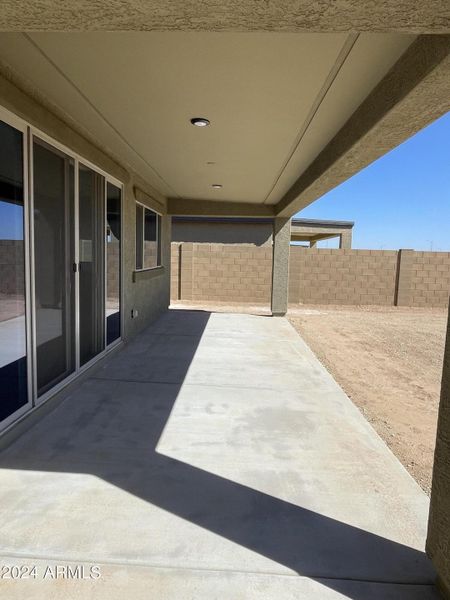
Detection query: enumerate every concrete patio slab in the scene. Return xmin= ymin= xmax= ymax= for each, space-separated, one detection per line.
xmin=0 ymin=309 xmax=438 ymax=599
xmin=0 ymin=557 xmax=441 ymax=600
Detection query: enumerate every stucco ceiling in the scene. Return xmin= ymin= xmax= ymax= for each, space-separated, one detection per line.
xmin=0 ymin=32 xmax=414 ymax=204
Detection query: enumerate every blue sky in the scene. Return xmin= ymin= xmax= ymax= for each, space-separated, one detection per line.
xmin=297 ymin=111 xmax=450 ymax=251
xmin=0 ymin=202 xmax=23 ymax=240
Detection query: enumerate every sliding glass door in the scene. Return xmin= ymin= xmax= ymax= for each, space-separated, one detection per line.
xmin=0 ymin=118 xmax=31 ymax=423
xmin=0 ymin=108 xmax=123 ymax=430
xmin=33 ymin=138 xmax=76 ymax=396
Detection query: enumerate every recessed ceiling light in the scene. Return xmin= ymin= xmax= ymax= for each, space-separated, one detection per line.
xmin=190 ymin=117 xmax=210 ymax=127
xmin=212 ymin=184 xmax=222 ymax=189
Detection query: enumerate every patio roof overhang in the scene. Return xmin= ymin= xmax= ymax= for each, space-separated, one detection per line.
xmin=0 ymin=1 xmax=448 ymax=33
xmin=0 ymin=22 xmax=448 ymax=220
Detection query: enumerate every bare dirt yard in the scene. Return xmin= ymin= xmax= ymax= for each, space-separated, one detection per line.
xmin=289 ymin=305 xmax=448 ymax=495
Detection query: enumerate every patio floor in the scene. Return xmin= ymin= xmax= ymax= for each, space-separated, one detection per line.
xmin=0 ymin=309 xmax=438 ymax=599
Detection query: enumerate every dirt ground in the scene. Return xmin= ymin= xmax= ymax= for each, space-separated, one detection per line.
xmin=289 ymin=305 xmax=448 ymax=495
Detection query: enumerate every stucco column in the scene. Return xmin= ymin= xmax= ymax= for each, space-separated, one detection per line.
xmin=309 ymin=240 xmax=317 ymax=248
xmin=339 ymin=230 xmax=352 ymax=249
xmin=427 ymin=302 xmax=450 ymax=599
xmin=161 ymin=214 xmax=172 ymax=271
xmin=271 ymin=217 xmax=290 ymax=316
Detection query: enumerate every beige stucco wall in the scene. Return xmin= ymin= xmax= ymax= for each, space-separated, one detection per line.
xmin=123 ymin=188 xmax=171 ymax=340
xmin=427 ymin=303 xmax=450 ymax=598
xmin=271 ymin=217 xmax=291 ymax=316
xmin=172 ymin=221 xmax=273 ymax=246
xmin=0 ymin=69 xmax=171 ymax=344
xmin=0 ymin=2 xmax=446 ymax=32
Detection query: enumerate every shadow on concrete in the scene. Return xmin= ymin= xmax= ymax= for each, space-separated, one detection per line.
xmin=0 ymin=309 xmax=436 ymax=598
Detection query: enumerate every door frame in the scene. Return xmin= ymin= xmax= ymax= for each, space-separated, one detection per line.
xmin=0 ymin=107 xmax=34 ymax=429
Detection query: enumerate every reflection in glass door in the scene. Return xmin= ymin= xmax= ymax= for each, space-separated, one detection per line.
xmin=106 ymin=182 xmax=121 ymax=345
xmin=78 ymin=164 xmax=105 ymax=366
xmin=0 ymin=119 xmax=30 ymax=423
xmin=33 ymin=138 xmax=75 ymax=396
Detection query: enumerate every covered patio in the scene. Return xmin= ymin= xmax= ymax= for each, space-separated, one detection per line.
xmin=0 ymin=309 xmax=437 ymax=599
xmin=0 ymin=5 xmax=449 ymax=598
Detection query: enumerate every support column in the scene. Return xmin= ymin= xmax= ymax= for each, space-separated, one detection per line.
xmin=339 ymin=230 xmax=352 ymax=249
xmin=161 ymin=214 xmax=172 ymax=306
xmin=271 ymin=217 xmax=290 ymax=316
xmin=427 ymin=302 xmax=450 ymax=599
xmin=309 ymin=240 xmax=317 ymax=248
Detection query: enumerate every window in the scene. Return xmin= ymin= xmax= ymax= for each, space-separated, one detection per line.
xmin=135 ymin=204 xmax=161 ymax=270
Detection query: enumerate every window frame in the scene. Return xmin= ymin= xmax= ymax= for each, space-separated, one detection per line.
xmin=135 ymin=201 xmax=162 ymax=271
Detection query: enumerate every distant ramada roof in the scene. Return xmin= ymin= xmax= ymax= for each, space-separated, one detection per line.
xmin=173 ymin=216 xmax=354 ymax=228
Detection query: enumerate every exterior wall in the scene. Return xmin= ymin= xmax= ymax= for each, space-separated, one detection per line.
xmin=289 ymin=248 xmax=398 ymax=305
xmin=125 ymin=212 xmax=171 ymax=340
xmin=410 ymin=252 xmax=450 ymax=307
xmin=427 ymin=304 xmax=450 ymax=599
xmin=172 ymin=243 xmax=272 ymax=304
xmin=0 ymin=70 xmax=171 ymax=344
xmin=171 ymin=243 xmax=450 ymax=308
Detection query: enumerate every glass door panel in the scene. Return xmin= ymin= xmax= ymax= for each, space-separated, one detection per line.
xmin=106 ymin=182 xmax=121 ymax=345
xmin=0 ymin=119 xmax=29 ymax=422
xmin=33 ymin=138 xmax=75 ymax=396
xmin=78 ymin=164 xmax=105 ymax=366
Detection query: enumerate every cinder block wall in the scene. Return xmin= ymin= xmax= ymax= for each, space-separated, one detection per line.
xmin=289 ymin=247 xmax=398 ymax=305
xmin=172 ymin=243 xmax=272 ymax=304
xmin=171 ymin=243 xmax=450 ymax=308
xmin=410 ymin=252 xmax=450 ymax=307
